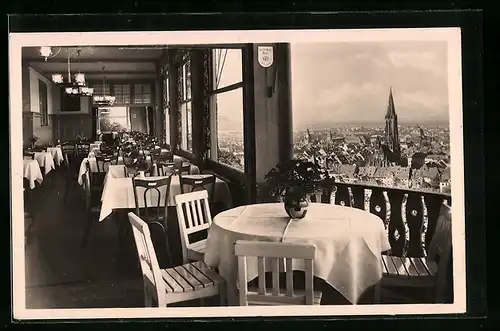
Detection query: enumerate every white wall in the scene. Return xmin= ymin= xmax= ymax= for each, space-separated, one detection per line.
xmin=29 ymin=67 xmax=55 ymax=114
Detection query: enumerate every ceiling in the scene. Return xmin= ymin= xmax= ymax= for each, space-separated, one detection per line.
xmin=23 ymin=46 xmax=167 ymax=80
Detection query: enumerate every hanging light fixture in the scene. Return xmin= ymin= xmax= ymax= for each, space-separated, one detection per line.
xmin=39 ymin=46 xmax=62 ymax=61
xmin=48 ymin=48 xmax=93 ymax=97
xmin=93 ymin=66 xmax=115 ymax=106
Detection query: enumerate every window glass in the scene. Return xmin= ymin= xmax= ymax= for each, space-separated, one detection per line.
xmin=98 ymin=106 xmax=130 ymax=133
xmin=213 ymin=87 xmax=244 ymax=170
xmin=113 ymin=84 xmax=131 ymax=104
xmin=213 ymin=49 xmax=242 ymax=89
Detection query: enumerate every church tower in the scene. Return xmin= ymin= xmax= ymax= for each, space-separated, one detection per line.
xmin=384 ymin=87 xmax=401 ymax=157
xmin=305 ymin=129 xmax=311 ymax=144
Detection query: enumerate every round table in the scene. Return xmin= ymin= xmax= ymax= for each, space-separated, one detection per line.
xmin=204 ymin=203 xmax=391 ymax=305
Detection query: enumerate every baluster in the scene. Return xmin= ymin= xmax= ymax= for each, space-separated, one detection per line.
xmin=403 ymin=192 xmax=426 ymax=257
xmin=349 ymin=185 xmax=364 ymax=210
xmin=329 ymin=186 xmax=337 ymax=205
xmin=387 ymin=191 xmax=405 ymax=256
xmin=364 ymin=189 xmax=372 ymax=211
xmin=335 ymin=184 xmax=351 ymax=207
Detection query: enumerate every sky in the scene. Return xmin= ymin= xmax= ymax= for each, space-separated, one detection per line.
xmin=215 ymin=41 xmax=449 ymax=131
xmin=290 ymin=41 xmax=449 ymax=129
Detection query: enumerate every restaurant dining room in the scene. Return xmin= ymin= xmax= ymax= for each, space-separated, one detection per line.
xmin=19 ymin=42 xmax=455 ymax=310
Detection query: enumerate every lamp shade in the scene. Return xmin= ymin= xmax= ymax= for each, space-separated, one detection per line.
xmin=52 ymin=74 xmax=64 ymax=84
xmin=40 ymin=46 xmax=52 ymax=58
xmin=74 ymin=73 xmax=86 ymax=85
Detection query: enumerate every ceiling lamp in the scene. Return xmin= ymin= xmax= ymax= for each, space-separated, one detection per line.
xmin=39 ymin=46 xmax=62 ymax=61
xmin=74 ymin=73 xmax=86 ymax=86
xmin=48 ymin=48 xmax=93 ymax=97
xmin=93 ymin=66 xmax=115 ymax=106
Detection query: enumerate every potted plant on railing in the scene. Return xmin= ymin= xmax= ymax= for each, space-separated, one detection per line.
xmin=265 ymin=158 xmax=330 ymax=219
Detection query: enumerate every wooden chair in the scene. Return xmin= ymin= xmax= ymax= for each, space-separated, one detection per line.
xmin=177 ymin=163 xmax=191 ymax=175
xmin=75 ymin=142 xmax=90 ymax=159
xmin=128 ymin=212 xmax=226 ymax=307
xmin=375 ymin=203 xmax=452 ymax=303
xmin=234 ymin=240 xmax=322 ymax=306
xmin=179 ymin=174 xmax=216 ymax=203
xmin=156 ymin=161 xmax=176 ymax=177
xmin=174 ymin=190 xmax=213 ymax=264
xmin=81 ymin=161 xmax=102 ymax=248
xmin=132 ymin=175 xmax=174 ymax=265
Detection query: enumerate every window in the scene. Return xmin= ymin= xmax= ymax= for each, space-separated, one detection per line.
xmin=210 ymin=49 xmax=244 ymax=171
xmin=180 ymin=60 xmax=192 ymax=151
xmin=133 ymin=83 xmax=152 ymax=104
xmin=113 ymin=84 xmax=131 ymax=104
xmin=38 ymin=80 xmax=48 ymax=125
xmin=163 ymin=72 xmax=170 ymax=145
xmin=98 ymin=106 xmax=130 ymax=133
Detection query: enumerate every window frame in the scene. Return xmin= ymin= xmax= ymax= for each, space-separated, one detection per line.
xmin=208 ymin=48 xmax=245 ymax=174
xmin=38 ymin=79 xmax=49 ymax=126
xmin=179 ymin=57 xmax=193 ymax=152
xmin=162 ymin=68 xmax=171 ymax=146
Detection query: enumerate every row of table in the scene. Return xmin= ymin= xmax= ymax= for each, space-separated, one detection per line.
xmin=23 ymin=146 xmax=64 ymax=189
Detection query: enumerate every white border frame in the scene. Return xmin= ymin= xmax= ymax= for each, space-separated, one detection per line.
xmin=10 ymin=28 xmax=465 ymax=320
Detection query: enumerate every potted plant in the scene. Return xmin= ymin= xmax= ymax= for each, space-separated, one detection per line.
xmin=29 ymin=135 xmax=39 ymax=149
xmin=265 ymin=158 xmax=331 ymax=219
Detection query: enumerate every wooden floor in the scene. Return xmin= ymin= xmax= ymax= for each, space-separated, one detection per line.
xmin=22 ymin=167 xmax=437 ymax=309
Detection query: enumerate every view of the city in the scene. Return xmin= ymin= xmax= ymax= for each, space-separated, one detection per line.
xmin=216 ymin=41 xmax=451 ymax=193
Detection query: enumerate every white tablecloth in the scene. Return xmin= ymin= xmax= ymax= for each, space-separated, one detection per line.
xmin=98 ymin=173 xmax=232 ymax=222
xmin=77 ymin=155 xmax=199 ymax=185
xmin=46 ymin=147 xmax=64 ymax=166
xmin=23 ymin=160 xmax=43 ymax=189
xmin=33 ymin=152 xmax=55 ymax=175
xmin=204 ymin=203 xmax=391 ymax=305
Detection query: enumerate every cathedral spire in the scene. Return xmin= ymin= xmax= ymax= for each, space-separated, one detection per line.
xmin=384 ymin=86 xmax=401 ymax=161
xmin=386 ymin=86 xmax=397 ymax=119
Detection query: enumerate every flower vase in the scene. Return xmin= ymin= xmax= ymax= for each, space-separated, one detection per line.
xmin=283 ymin=192 xmax=309 ymax=220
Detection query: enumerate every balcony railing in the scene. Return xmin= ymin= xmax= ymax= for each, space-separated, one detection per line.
xmin=308 ymin=181 xmax=452 ymax=258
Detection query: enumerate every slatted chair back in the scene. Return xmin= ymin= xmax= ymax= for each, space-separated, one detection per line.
xmin=175 ymin=190 xmax=213 ymax=263
xmin=179 ymin=174 xmax=216 ymax=202
xmin=234 ymin=240 xmax=317 ymax=306
xmin=128 ymin=212 xmax=167 ymax=306
xmin=427 ymin=203 xmax=452 ymax=292
xmin=132 ymin=176 xmax=173 ymax=224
